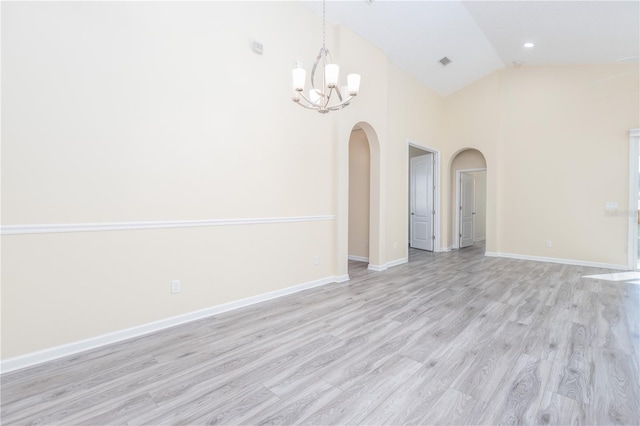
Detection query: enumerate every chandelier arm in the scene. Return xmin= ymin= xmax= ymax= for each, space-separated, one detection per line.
xmin=296 ymin=91 xmax=321 ymax=109
xmin=334 ymin=85 xmax=344 ymax=103
xmin=326 ymin=101 xmax=351 ymax=111
xmin=323 ymin=87 xmax=333 ymax=109
xmin=320 ymin=47 xmax=328 ymax=92
xmin=295 ymin=100 xmax=322 ymax=111
xmin=310 ymin=48 xmax=324 ymax=91
xmin=298 ymin=103 xmax=322 ymax=111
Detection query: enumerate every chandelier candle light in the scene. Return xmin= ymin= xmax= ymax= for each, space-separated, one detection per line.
xmin=291 ymin=0 xmax=361 ymax=113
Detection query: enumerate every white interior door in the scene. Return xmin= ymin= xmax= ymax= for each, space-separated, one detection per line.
xmin=460 ymin=172 xmax=475 ymax=248
xmin=410 ymin=154 xmax=434 ymax=251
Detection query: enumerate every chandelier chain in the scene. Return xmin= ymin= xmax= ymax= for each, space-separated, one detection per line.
xmin=322 ymin=0 xmax=326 ymax=49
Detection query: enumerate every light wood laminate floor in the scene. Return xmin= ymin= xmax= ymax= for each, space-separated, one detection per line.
xmin=2 ymin=245 xmax=640 ymax=425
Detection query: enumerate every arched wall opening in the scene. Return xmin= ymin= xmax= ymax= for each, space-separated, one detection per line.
xmin=338 ymin=121 xmax=383 ymax=278
xmin=348 ymin=129 xmax=371 ymax=265
xmin=449 ymin=148 xmax=487 ymax=250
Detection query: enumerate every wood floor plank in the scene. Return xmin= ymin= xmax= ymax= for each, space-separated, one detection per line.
xmin=590 ymin=348 xmax=640 ymax=425
xmin=449 ymin=300 xmax=515 ymax=353
xmin=180 ymin=384 xmax=279 ymax=426
xmin=475 ymin=353 xmax=553 ymax=425
xmin=534 ymin=390 xmax=580 ymax=425
xmin=239 ymin=377 xmax=341 ymax=426
xmin=556 ymin=322 xmax=594 ymax=405
xmin=522 ymin=304 xmax=572 ymax=362
xmin=148 ymin=334 xmax=339 ymax=408
xmin=295 ymin=355 xmax=423 ymax=426
xmin=1 ymin=355 xmax=160 ymax=422
xmin=262 ymin=321 xmax=403 ymax=397
xmin=450 ymin=321 xmax=528 ymax=402
xmin=377 ymin=346 xmax=477 ymax=425
xmin=320 ymin=316 xmax=431 ymax=390
xmin=596 ymin=292 xmax=634 ymax=355
xmin=417 ymin=388 xmax=485 ymax=426
xmin=129 ymin=379 xmax=278 ymax=426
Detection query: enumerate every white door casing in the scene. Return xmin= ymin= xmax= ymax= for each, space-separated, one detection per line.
xmin=410 ymin=154 xmax=434 ymax=251
xmin=629 ymin=129 xmax=640 ymax=269
xmin=460 ymin=172 xmax=475 ymax=248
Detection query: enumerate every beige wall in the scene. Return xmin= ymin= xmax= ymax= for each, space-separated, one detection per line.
xmin=446 ymin=64 xmax=639 ymax=265
xmin=385 ymin=62 xmax=446 ymax=258
xmin=1 ymin=1 xmax=342 ymax=359
xmin=2 ymin=222 xmax=334 ymax=356
xmin=348 ymin=130 xmax=370 ymax=259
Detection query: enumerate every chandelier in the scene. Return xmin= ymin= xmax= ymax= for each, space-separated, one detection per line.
xmin=291 ymin=0 xmax=361 ymax=114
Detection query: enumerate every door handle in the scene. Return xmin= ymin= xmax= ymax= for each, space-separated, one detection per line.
xmin=411 ymin=212 xmax=415 ymax=215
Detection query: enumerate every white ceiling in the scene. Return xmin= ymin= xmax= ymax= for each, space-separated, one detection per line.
xmin=301 ymin=1 xmax=640 ymax=96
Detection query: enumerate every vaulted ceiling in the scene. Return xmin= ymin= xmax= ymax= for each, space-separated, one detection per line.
xmin=301 ymin=1 xmax=640 ymax=96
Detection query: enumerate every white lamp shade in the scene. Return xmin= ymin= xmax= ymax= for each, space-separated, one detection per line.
xmin=292 ymin=68 xmax=306 ymax=91
xmin=340 ymin=86 xmax=350 ymax=101
xmin=325 ymin=64 xmax=339 ymax=88
xmin=347 ymin=74 xmax=360 ymax=95
xmin=309 ymin=89 xmax=321 ymax=105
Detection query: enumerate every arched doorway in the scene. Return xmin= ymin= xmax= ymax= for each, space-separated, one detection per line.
xmin=348 ymin=128 xmax=370 ymax=273
xmin=337 ymin=121 xmax=383 ymax=278
xmin=450 ymin=148 xmax=487 ymax=250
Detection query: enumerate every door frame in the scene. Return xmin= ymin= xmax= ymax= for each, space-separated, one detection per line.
xmin=454 ymin=168 xmax=486 ymax=250
xmin=628 ymin=128 xmax=640 ymax=270
xmin=407 ymin=140 xmax=441 ymax=252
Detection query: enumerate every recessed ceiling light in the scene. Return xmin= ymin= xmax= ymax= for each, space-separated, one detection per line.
xmin=523 ymin=42 xmax=535 ymax=48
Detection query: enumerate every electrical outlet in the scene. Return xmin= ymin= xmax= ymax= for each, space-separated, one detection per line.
xmin=314 ymin=256 xmax=320 ymax=265
xmin=171 ymin=280 xmax=181 ymax=294
xmin=546 ymin=241 xmax=552 ymax=248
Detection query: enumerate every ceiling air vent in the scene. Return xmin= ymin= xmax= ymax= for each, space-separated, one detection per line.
xmin=439 ymin=56 xmax=452 ymax=66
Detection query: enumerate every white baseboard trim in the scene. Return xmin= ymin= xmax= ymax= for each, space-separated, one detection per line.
xmin=0 ymin=274 xmax=343 ymax=374
xmin=348 ymin=255 xmax=369 ymax=262
xmin=367 ymin=257 xmax=408 ymax=272
xmin=334 ymin=274 xmax=350 ymax=283
xmin=386 ymin=257 xmax=408 ymax=268
xmin=439 ymin=246 xmax=453 ymax=252
xmin=367 ymin=264 xmax=387 ymax=272
xmin=485 ymin=252 xmax=629 ymax=271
